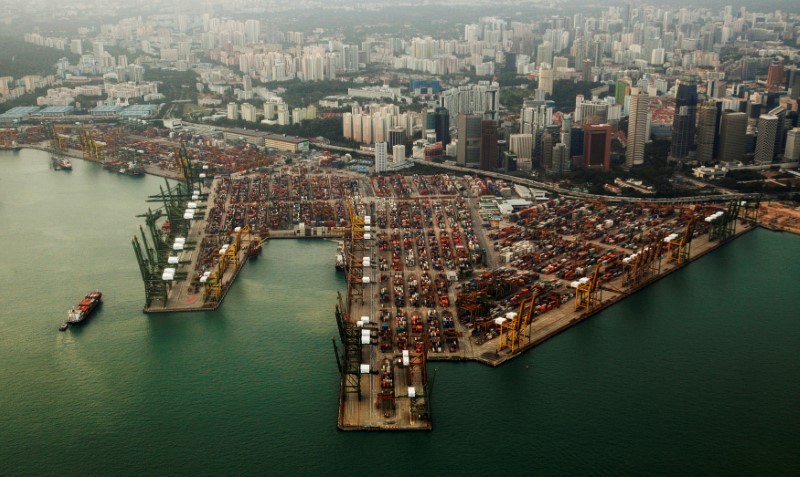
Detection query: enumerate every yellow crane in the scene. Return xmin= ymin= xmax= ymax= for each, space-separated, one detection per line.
xmin=667 ymin=217 xmax=697 ymax=264
xmin=499 ymin=293 xmax=537 ymax=353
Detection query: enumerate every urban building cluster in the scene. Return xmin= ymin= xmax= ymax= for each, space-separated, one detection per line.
xmin=6 ymin=2 xmax=800 ymax=179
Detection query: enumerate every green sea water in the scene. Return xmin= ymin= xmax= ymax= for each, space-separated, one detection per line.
xmin=1 ymin=149 xmax=799 ymax=475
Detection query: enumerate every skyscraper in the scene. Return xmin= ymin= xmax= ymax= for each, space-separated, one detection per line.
xmin=456 ymin=113 xmax=482 ymax=168
xmin=538 ymin=65 xmax=554 ymax=96
xmin=584 ymin=124 xmax=612 ymax=171
xmin=767 ymin=63 xmax=784 ymax=90
xmin=479 ymin=120 xmax=499 ymax=171
xmin=670 ymin=80 xmax=698 ymax=160
xmin=433 ymin=106 xmax=450 ymax=145
xmin=374 ymin=142 xmax=388 ymax=173
xmin=695 ymin=101 xmax=719 ymax=164
xmin=582 ymin=59 xmax=593 ymax=82
xmin=784 ymin=128 xmax=800 ymax=162
xmin=719 ymin=112 xmax=747 ymax=163
xmin=754 ymin=114 xmax=779 ymax=164
xmin=626 ymin=87 xmax=649 ymax=167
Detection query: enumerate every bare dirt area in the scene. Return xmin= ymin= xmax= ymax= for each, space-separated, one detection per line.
xmin=759 ymin=202 xmax=800 ymax=235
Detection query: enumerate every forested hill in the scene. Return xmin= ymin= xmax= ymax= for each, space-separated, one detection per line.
xmin=0 ymin=37 xmax=77 ymax=78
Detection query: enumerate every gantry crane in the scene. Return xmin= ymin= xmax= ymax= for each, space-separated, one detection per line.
xmin=708 ymin=201 xmax=741 ymax=242
xmin=667 ymin=217 xmax=697 ymax=264
xmin=79 ymin=128 xmax=106 ymax=161
xmin=574 ymin=261 xmax=624 ymax=314
xmin=499 ymin=293 xmax=536 ymax=353
xmin=345 ymin=198 xmax=366 ymax=305
xmin=622 ymin=232 xmax=665 ymax=288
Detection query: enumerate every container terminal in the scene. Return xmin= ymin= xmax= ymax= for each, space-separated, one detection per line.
xmin=123 ymin=148 xmax=760 ymax=430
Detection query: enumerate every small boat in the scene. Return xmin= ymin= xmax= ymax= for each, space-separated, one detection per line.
xmin=59 ymin=322 xmax=69 ymax=332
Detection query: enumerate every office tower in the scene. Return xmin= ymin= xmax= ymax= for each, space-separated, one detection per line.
xmin=626 ymin=88 xmax=649 ymax=168
xmin=754 ymin=114 xmax=779 ymax=163
xmin=583 ymin=124 xmax=612 ymax=171
xmin=719 ymin=112 xmax=747 ymax=163
xmin=541 ymin=134 xmax=554 ymax=172
xmin=537 ymin=41 xmax=553 ymax=67
xmin=243 ymin=75 xmax=252 ymax=92
xmin=433 ymin=106 xmax=450 ymax=145
xmin=670 ymin=81 xmax=698 ymax=160
xmin=561 ymin=114 xmax=573 ymax=157
xmin=769 ymin=106 xmax=787 ymax=159
xmin=374 ymin=142 xmax=388 ymax=173
xmin=456 ymin=113 xmax=482 ymax=167
xmin=615 ymin=79 xmax=630 ymax=106
xmin=553 ymin=142 xmax=570 ymax=176
xmin=538 ymin=65 xmax=554 ymax=96
xmin=695 ymin=102 xmax=719 ymax=164
xmin=580 ymin=100 xmax=609 ymax=126
xmin=509 ymin=133 xmax=533 ymax=170
xmin=582 ymin=59 xmax=593 ymax=82
xmin=784 ymin=128 xmax=800 ymax=162
xmin=388 ymin=127 xmax=406 ymax=149
xmin=479 ymin=120 xmax=499 ymax=171
xmin=767 ymin=63 xmax=784 ymax=90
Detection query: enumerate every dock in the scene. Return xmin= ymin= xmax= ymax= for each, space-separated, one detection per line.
xmin=122 ymin=164 xmax=762 ymax=431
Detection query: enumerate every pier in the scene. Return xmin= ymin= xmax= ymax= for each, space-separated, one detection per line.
xmin=124 ymin=162 xmax=762 ymax=430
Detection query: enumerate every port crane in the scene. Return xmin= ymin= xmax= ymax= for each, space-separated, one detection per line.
xmin=622 ymin=232 xmax=665 ymax=288
xmin=499 ymin=293 xmax=537 ymax=353
xmin=574 ymin=261 xmax=624 ymax=314
xmin=666 ymin=217 xmax=697 ymax=264
xmin=79 ymin=128 xmax=106 ymax=161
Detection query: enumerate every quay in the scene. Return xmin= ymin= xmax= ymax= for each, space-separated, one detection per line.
xmin=119 ymin=159 xmax=763 ymax=430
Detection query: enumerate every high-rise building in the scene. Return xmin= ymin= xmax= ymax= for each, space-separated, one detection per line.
xmin=456 ymin=113 xmax=482 ymax=167
xmin=584 ymin=124 xmax=612 ymax=171
xmin=553 ymin=142 xmax=570 ymax=176
xmin=227 ymin=102 xmax=239 ymax=121
xmin=767 ymin=63 xmax=785 ymax=90
xmin=719 ymin=112 xmax=747 ymax=163
xmin=537 ymin=41 xmax=553 ymax=66
xmin=582 ymin=59 xmax=593 ymax=82
xmin=241 ymin=103 xmax=258 ymax=122
xmin=626 ymin=87 xmax=649 ymax=167
xmin=374 ymin=142 xmax=388 ymax=173
xmin=388 ymin=127 xmax=406 ymax=149
xmin=695 ymin=101 xmax=719 ymax=164
xmin=615 ymin=79 xmax=630 ymax=106
xmin=392 ymin=144 xmax=406 ymax=163
xmin=580 ymin=100 xmax=609 ymax=126
xmin=509 ymin=133 xmax=533 ymax=170
xmin=479 ymin=120 xmax=499 ymax=171
xmin=784 ymin=128 xmax=800 ymax=162
xmin=439 ymin=81 xmax=499 ymax=123
xmin=541 ymin=134 xmax=554 ymax=172
xmin=433 ymin=106 xmax=450 ymax=145
xmin=754 ymin=114 xmax=780 ymax=164
xmin=538 ymin=65 xmax=554 ymax=96
xmin=669 ymin=80 xmax=698 ymax=160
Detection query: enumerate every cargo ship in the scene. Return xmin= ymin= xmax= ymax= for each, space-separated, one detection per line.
xmin=247 ymin=234 xmax=269 ymax=258
xmin=335 ymin=241 xmax=346 ymax=271
xmin=51 ymin=155 xmax=72 ymax=171
xmin=65 ymin=291 xmax=102 ymax=326
xmin=103 ymin=160 xmax=144 ymax=177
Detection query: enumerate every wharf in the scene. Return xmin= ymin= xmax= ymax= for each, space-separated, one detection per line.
xmin=470 ymin=221 xmax=757 ymax=367
xmin=143 ymin=176 xmax=254 ymax=313
xmin=336 ymin=190 xmax=760 ymax=430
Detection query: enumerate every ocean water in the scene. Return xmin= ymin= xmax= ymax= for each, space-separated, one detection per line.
xmin=1 ymin=149 xmax=798 ymax=475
